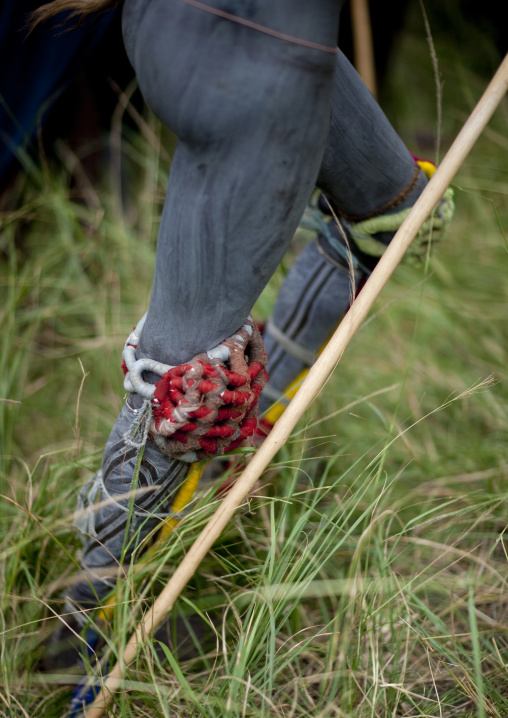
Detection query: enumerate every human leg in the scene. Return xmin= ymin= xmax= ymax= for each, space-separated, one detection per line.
xmin=260 ymin=51 xmax=430 ymax=417
xmin=127 ymin=0 xmax=341 ymax=364
xmin=67 ymin=0 xmax=341 ymax=613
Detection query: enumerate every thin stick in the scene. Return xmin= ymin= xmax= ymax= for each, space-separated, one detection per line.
xmin=350 ymin=0 xmax=377 ymax=97
xmin=86 ymin=54 xmax=508 ymax=717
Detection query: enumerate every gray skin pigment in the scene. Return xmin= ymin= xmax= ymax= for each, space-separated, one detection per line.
xmin=123 ymin=0 xmax=340 ymax=364
xmin=69 ymin=0 xmax=428 ymax=610
xmin=122 ymin=0 xmax=425 ymax=366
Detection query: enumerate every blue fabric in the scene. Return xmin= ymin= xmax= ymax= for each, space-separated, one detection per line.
xmin=0 ymin=0 xmax=119 ymax=185
xmin=68 ymin=628 xmax=104 ymax=717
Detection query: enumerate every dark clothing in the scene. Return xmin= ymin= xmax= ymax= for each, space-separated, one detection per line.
xmin=0 ymin=1 xmax=120 ymax=186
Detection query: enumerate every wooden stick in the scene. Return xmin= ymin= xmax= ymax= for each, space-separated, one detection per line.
xmin=86 ymin=54 xmax=508 ymax=717
xmin=350 ymin=0 xmax=377 ymax=97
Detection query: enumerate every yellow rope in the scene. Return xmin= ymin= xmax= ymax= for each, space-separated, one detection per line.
xmin=264 ymin=368 xmax=310 ymax=426
xmin=417 ymin=159 xmax=437 ymax=180
xmin=144 ymin=462 xmax=204 ymax=556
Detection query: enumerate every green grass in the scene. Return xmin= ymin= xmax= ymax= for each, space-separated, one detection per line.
xmin=1 ymin=8 xmax=508 ymax=717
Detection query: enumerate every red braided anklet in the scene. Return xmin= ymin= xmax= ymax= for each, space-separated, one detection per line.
xmin=122 ymin=317 xmax=268 ymax=462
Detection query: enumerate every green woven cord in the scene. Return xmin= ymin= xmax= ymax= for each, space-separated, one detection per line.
xmin=346 ymin=187 xmax=454 ymax=264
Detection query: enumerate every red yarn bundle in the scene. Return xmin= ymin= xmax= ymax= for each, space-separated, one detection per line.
xmin=125 ymin=319 xmax=268 ymax=462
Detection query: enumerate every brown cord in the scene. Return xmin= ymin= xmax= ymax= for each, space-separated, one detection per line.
xmin=180 ymin=0 xmax=338 ymax=54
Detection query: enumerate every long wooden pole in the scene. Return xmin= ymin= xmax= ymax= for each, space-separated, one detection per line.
xmin=86 ymin=54 xmax=508 ymax=717
xmin=350 ymin=0 xmax=377 ymax=97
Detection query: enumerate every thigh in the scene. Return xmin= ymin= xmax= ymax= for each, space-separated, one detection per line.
xmin=123 ymin=0 xmax=339 ymax=141
xmin=124 ymin=0 xmax=343 ymax=365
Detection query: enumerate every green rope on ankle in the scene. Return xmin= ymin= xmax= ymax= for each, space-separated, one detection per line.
xmin=346 ymin=187 xmax=455 ymax=264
